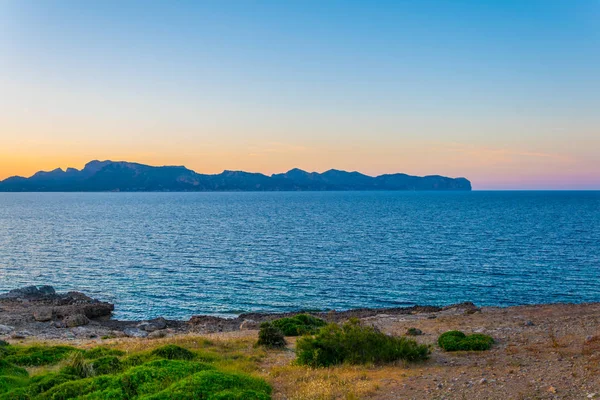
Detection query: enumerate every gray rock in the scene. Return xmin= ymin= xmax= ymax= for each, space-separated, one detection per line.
xmin=12 ymin=330 xmax=32 ymax=339
xmin=148 ymin=330 xmax=168 ymax=339
xmin=33 ymin=308 xmax=53 ymax=322
xmin=239 ymin=319 xmax=258 ymax=330
xmin=139 ymin=317 xmax=168 ymax=332
xmin=0 ymin=285 xmax=56 ymax=300
xmin=123 ymin=327 xmax=148 ymax=338
xmin=0 ymin=324 xmax=15 ymax=335
xmin=64 ymin=314 xmax=90 ymax=328
xmin=53 ymin=320 xmax=66 ymax=328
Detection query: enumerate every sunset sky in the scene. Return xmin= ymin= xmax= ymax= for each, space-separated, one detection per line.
xmin=0 ymin=1 xmax=598 ymax=189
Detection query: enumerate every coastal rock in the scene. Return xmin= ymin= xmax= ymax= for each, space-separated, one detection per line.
xmin=0 ymin=324 xmax=14 ymax=335
xmin=33 ymin=308 xmax=53 ymax=322
xmin=123 ymin=327 xmax=148 ymax=338
xmin=239 ymin=319 xmax=258 ymax=330
xmin=138 ymin=317 xmax=168 ymax=332
xmin=0 ymin=285 xmax=56 ymax=300
xmin=64 ymin=314 xmax=90 ymax=328
xmin=11 ymin=330 xmax=32 ymax=339
xmin=148 ymin=330 xmax=168 ymax=339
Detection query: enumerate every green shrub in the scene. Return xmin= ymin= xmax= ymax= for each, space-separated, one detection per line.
xmin=83 ymin=347 xmax=126 ymax=360
xmin=296 ymin=319 xmax=430 ymax=367
xmin=256 ymin=323 xmax=286 ymax=348
xmin=437 ymin=330 xmax=494 ymax=351
xmin=4 ymin=346 xmax=78 ymax=367
xmin=0 ymin=388 xmax=29 ymax=400
xmin=405 ymin=327 xmax=423 ymax=336
xmin=92 ymin=356 xmax=123 ymax=375
xmin=0 ymin=341 xmax=8 ymax=347
xmin=120 ymin=359 xmax=215 ymax=397
xmin=141 ymin=370 xmax=271 ymax=400
xmin=151 ymin=345 xmax=195 ymax=360
xmin=39 ymin=374 xmax=123 ymax=399
xmin=0 ymin=360 xmax=28 ymax=378
xmin=27 ymin=373 xmax=79 ymax=396
xmin=0 ymin=376 xmax=29 ymax=395
xmin=270 ymin=314 xmax=327 ymax=336
xmin=0 ymin=342 xmax=271 ymax=399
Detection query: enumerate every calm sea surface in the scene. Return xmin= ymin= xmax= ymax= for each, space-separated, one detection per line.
xmin=0 ymin=191 xmax=598 ymax=320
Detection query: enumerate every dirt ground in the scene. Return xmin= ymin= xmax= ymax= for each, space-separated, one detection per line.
xmin=262 ymin=303 xmax=600 ymax=399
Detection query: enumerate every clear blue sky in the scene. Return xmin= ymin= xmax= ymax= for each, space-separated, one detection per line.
xmin=1 ymin=1 xmax=598 ymax=189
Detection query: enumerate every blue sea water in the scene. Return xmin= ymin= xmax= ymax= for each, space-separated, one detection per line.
xmin=0 ymin=191 xmax=598 ymax=320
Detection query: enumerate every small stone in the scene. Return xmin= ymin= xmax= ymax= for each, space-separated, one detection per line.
xmin=525 ymin=320 xmax=535 ymax=326
xmin=64 ymin=314 xmax=90 ymax=328
xmin=587 ymin=393 xmax=597 ymax=398
xmin=479 ymin=378 xmax=487 ymax=385
xmin=123 ymin=327 xmax=148 ymax=338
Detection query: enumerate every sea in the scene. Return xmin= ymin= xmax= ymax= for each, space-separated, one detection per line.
xmin=0 ymin=191 xmax=598 ymax=320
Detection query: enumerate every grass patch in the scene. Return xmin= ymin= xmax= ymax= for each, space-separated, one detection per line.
xmin=296 ymin=319 xmax=430 ymax=367
xmin=0 ymin=339 xmax=271 ymax=399
xmin=438 ymin=330 xmax=494 ymax=351
xmin=270 ymin=314 xmax=327 ymax=336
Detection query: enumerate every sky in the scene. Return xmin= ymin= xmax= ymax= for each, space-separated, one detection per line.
xmin=0 ymin=1 xmax=598 ymax=189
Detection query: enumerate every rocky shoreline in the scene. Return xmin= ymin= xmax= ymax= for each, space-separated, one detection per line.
xmin=0 ymin=285 xmax=480 ymax=342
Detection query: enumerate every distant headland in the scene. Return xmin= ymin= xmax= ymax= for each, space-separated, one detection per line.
xmin=0 ymin=160 xmax=472 ymax=192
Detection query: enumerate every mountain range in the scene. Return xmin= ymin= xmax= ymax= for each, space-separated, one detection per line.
xmin=0 ymin=160 xmax=472 ymax=192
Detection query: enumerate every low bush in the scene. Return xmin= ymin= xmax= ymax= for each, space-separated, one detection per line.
xmin=437 ymin=330 xmax=494 ymax=351
xmin=256 ymin=323 xmax=286 ymax=348
xmin=27 ymin=373 xmax=79 ymax=396
xmin=83 ymin=347 xmax=126 ymax=360
xmin=296 ymin=319 xmax=430 ymax=367
xmin=0 ymin=342 xmax=272 ymax=399
xmin=92 ymin=356 xmax=123 ymax=375
xmin=0 ymin=376 xmax=29 ymax=395
xmin=405 ymin=327 xmax=423 ymax=336
xmin=142 ymin=370 xmax=271 ymax=400
xmin=4 ymin=345 xmax=77 ymax=367
xmin=0 ymin=360 xmax=28 ymax=378
xmin=151 ymin=345 xmax=195 ymax=361
xmin=270 ymin=314 xmax=327 ymax=336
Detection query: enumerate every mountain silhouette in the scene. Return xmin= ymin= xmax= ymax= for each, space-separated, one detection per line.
xmin=0 ymin=161 xmax=472 ymax=192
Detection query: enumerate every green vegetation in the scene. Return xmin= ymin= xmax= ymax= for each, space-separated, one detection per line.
xmin=405 ymin=327 xmax=423 ymax=336
xmin=256 ymin=323 xmax=286 ymax=348
xmin=270 ymin=314 xmax=327 ymax=336
xmin=295 ymin=319 xmax=430 ymax=367
xmin=437 ymin=330 xmax=494 ymax=351
xmin=0 ymin=342 xmax=271 ymax=399
xmin=2 ymin=345 xmax=77 ymax=367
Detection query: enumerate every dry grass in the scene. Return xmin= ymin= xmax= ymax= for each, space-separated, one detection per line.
xmin=268 ymin=364 xmax=384 ymax=400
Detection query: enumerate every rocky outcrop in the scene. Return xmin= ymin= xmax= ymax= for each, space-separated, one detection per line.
xmin=0 ymin=286 xmax=113 ymax=333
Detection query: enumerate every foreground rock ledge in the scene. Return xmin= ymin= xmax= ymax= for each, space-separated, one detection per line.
xmin=0 ymin=285 xmax=479 ymax=341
